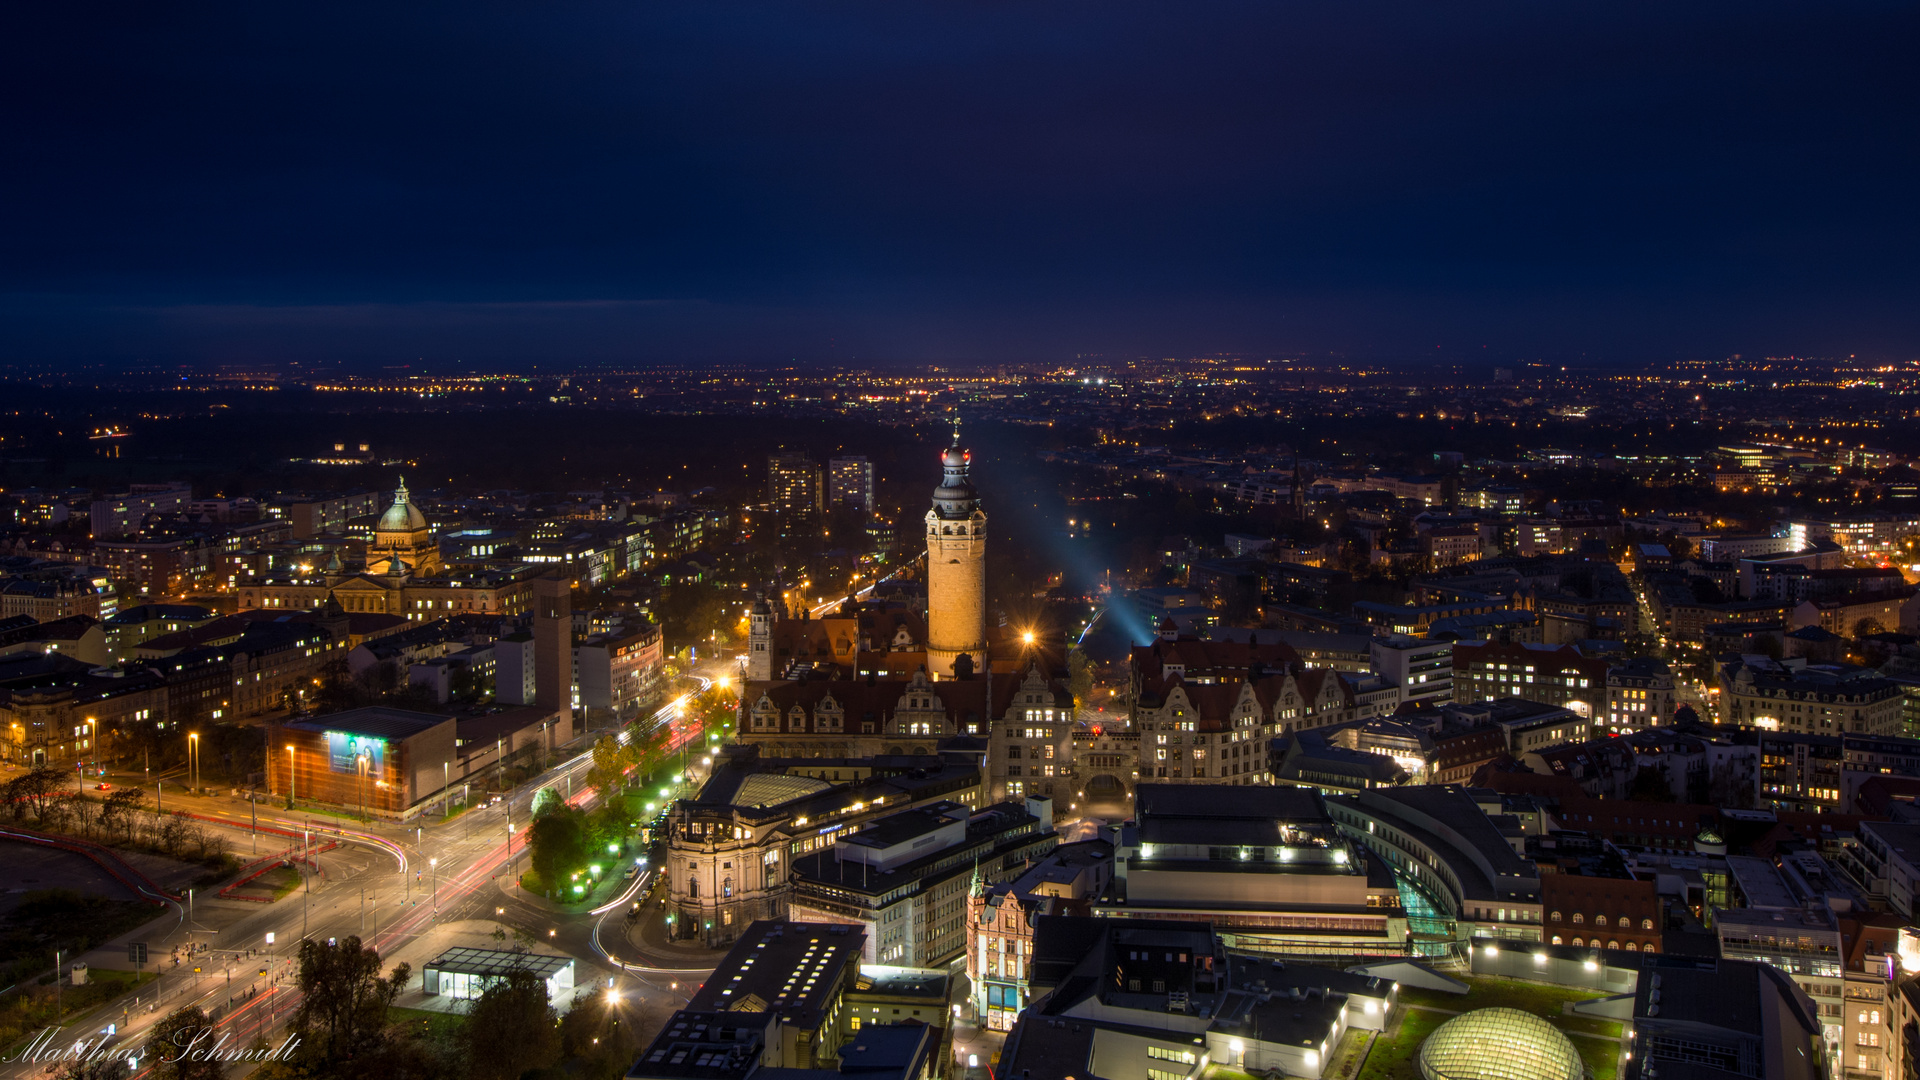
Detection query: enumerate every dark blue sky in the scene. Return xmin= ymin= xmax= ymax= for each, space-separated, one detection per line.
xmin=3 ymin=2 xmax=1915 ymax=368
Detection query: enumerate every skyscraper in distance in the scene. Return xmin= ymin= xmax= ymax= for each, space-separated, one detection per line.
xmin=767 ymin=453 xmax=823 ymax=522
xmin=828 ymin=456 xmax=874 ymax=516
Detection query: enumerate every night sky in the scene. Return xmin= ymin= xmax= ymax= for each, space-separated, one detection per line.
xmin=3 ymin=2 xmax=1915 ymax=367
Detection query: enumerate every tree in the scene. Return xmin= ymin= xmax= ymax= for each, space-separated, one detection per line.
xmin=287 ymin=936 xmax=410 ymax=1069
xmin=558 ymin=987 xmax=641 ymax=1080
xmin=527 ymin=804 xmax=591 ymax=895
xmin=1067 ymin=647 xmax=1093 ymax=710
xmin=6 ymin=766 xmax=69 ymax=823
xmin=529 ymin=785 xmax=564 ymax=821
xmin=100 ymin=787 xmax=146 ymax=841
xmin=463 ymin=967 xmax=561 ymax=1080
xmin=142 ymin=1006 xmax=226 ymax=1080
xmin=1855 ymin=617 xmax=1887 ymax=639
xmin=591 ymin=794 xmax=635 ymax=838
xmin=585 ymin=736 xmax=626 ymax=795
xmin=56 ymin=1058 xmax=130 ymax=1080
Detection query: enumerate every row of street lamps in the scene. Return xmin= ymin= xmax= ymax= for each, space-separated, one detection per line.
xmin=72 ymin=720 xmax=201 ymax=791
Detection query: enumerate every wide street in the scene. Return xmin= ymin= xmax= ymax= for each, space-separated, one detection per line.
xmin=1 ymin=670 xmax=733 ymax=1079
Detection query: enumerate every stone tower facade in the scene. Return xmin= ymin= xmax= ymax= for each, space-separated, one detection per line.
xmin=746 ymin=594 xmax=774 ymax=682
xmin=925 ymin=438 xmax=987 ymax=678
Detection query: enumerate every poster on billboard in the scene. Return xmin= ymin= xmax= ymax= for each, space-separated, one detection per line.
xmin=327 ymin=731 xmax=386 ymax=774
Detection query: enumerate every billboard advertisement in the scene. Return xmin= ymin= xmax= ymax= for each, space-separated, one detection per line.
xmin=326 ymin=731 xmax=386 ymax=775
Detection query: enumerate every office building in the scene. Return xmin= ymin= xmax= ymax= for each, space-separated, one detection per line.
xmin=1451 ymin=640 xmax=1608 ymax=720
xmin=627 ymin=920 xmax=938 ymax=1080
xmin=89 ymin=483 xmax=192 ymax=539
xmin=1369 ymin=634 xmax=1454 ymax=705
xmin=1096 ymin=784 xmax=1410 ymax=957
xmin=768 ymin=453 xmax=824 ymax=521
xmin=1002 ymin=917 xmax=1395 ymax=1080
xmin=1719 ymin=657 xmax=1904 ymax=737
xmin=532 ymin=572 xmax=574 ymax=727
xmin=828 ymin=456 xmax=873 ymax=515
xmin=1327 ymin=785 xmax=1544 ymax=943
xmin=788 ymin=796 xmax=1057 ymax=967
xmin=665 ymin=743 xmax=984 ymax=947
xmin=1603 ymin=657 xmax=1677 ymax=733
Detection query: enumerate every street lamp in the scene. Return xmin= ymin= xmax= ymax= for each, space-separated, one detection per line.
xmin=285 ymin=745 xmax=297 ymax=807
xmin=188 ymin=732 xmax=200 ymax=793
xmin=430 ymin=856 xmax=438 ymax=912
xmin=84 ymin=717 xmax=98 ymax=775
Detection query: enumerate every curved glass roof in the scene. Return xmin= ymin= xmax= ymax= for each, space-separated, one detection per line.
xmin=733 ymin=773 xmax=831 ymax=808
xmin=1418 ymin=1007 xmax=1582 ymax=1080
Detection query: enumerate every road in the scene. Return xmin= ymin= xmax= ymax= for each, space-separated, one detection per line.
xmin=4 ymin=673 xmax=730 ymax=1078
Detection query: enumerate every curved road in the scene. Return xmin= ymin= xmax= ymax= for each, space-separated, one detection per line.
xmin=5 ymin=676 xmax=728 ymax=1078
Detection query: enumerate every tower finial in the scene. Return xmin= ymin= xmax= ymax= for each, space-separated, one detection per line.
xmin=951 ymin=415 xmax=962 ymax=448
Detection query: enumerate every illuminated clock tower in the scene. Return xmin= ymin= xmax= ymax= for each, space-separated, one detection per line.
xmin=925 ymin=429 xmax=987 ymax=678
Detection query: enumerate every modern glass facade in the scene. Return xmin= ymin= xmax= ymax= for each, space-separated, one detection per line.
xmin=422 ymin=947 xmax=575 ymax=1002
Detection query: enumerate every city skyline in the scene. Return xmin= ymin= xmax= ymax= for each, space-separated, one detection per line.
xmin=5 ymin=7 xmax=1920 ymax=1080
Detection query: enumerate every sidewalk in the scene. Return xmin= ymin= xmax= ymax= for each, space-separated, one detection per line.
xmin=623 ymin=896 xmax=732 ymax=966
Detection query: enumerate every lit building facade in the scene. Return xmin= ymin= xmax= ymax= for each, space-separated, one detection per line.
xmin=268 ymin=706 xmax=458 ymax=820
xmin=925 ymin=439 xmax=987 ymax=679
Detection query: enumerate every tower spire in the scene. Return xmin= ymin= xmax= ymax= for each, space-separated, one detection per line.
xmin=951 ymin=415 xmax=962 ymax=448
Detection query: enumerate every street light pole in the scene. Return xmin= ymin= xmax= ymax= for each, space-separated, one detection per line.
xmin=430 ymin=856 xmax=438 ymax=913
xmin=286 ymin=744 xmax=297 ymax=808
xmin=188 ymin=732 xmax=199 ymax=794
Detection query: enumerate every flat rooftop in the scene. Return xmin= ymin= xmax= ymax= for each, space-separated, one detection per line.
xmin=687 ymin=920 xmax=865 ymax=1027
xmin=285 ymin=706 xmax=450 ymax=740
xmin=425 ymin=947 xmax=571 ymax=980
xmin=1136 ymin=782 xmax=1326 ymax=823
xmin=839 ymin=802 xmax=965 ymax=850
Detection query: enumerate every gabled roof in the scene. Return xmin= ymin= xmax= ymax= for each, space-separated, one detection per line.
xmin=1130 ymin=635 xmax=1300 ymax=679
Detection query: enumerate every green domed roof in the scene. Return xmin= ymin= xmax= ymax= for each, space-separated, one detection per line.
xmin=1418 ymin=1008 xmax=1581 ymax=1080
xmin=377 ymin=478 xmax=428 ymax=532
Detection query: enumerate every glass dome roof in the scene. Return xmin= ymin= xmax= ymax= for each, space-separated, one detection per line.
xmin=1418 ymin=1008 xmax=1582 ymax=1080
